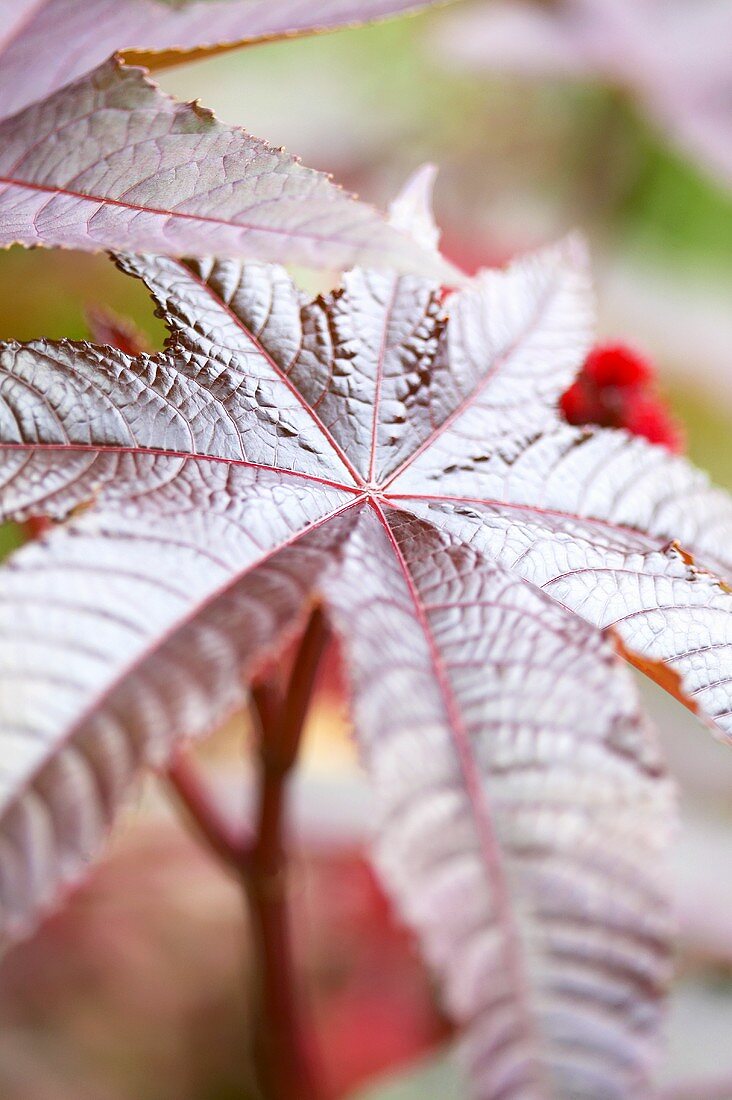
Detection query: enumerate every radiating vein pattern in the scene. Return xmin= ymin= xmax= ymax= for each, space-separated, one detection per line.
xmin=0 ymin=257 xmax=365 ymax=521
xmin=2 ymin=181 xmax=732 ymax=1098
xmin=324 ymin=508 xmax=672 ymax=1098
xmin=0 ymin=462 xmax=355 ymax=943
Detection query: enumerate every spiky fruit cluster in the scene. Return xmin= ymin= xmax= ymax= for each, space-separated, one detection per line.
xmin=561 ymin=343 xmax=683 ymax=452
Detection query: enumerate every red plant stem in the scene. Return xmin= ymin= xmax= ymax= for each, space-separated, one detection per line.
xmin=247 ymin=607 xmax=329 ymax=1100
xmin=167 ymin=748 xmax=250 ymax=865
xmin=22 ymin=517 xmax=52 ymax=540
xmin=166 ymin=606 xmax=328 ymax=1100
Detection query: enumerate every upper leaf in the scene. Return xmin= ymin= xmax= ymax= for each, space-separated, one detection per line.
xmin=436 ymin=0 xmax=732 ymax=190
xmin=1 ymin=172 xmax=731 ymax=1094
xmin=0 ymin=0 xmax=451 ymax=120
xmin=0 ymin=58 xmax=457 ymax=274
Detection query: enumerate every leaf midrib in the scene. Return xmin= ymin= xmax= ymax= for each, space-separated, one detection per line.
xmin=0 ymin=177 xmax=416 ymax=269
xmin=382 ymin=491 xmax=664 ymax=552
xmin=381 ymin=268 xmax=564 ymax=489
xmin=177 ymin=260 xmax=365 ymax=486
xmin=2 ymin=445 xmax=670 ymax=550
xmin=371 ymin=498 xmax=550 ymax=1095
xmin=0 ymin=442 xmax=361 ymax=497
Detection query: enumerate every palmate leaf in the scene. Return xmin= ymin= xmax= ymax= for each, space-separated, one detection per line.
xmin=0 ymin=57 xmax=456 ymax=275
xmin=2 ymin=170 xmax=732 ymax=1095
xmin=436 ymin=0 xmax=732 ymax=190
xmin=0 ymin=0 xmax=451 ymax=119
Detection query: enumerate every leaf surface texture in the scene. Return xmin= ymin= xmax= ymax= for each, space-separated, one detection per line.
xmin=0 ymin=57 xmax=455 ymax=273
xmin=2 ymin=177 xmax=730 ymax=1095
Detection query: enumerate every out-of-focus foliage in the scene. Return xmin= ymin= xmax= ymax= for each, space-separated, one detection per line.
xmin=435 ymin=0 xmax=732 ymax=194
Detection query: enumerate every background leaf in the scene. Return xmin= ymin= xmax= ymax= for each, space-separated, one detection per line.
xmin=435 ymin=0 xmax=732 ymax=192
xmin=0 ymin=0 xmax=453 ymax=120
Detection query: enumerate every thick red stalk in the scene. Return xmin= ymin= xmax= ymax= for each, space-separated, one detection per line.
xmin=167 ymin=607 xmax=329 ymax=1100
xmin=247 ymin=607 xmax=329 ymax=1100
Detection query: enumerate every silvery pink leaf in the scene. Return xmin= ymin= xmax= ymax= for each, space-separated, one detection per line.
xmin=323 ymin=506 xmax=672 ymax=1098
xmin=1 ymin=172 xmax=730 ymax=1090
xmin=401 ymin=490 xmax=732 ymax=741
xmin=384 ymin=248 xmax=732 ymax=737
xmin=0 ymin=0 xmax=451 ymax=120
xmin=0 ymin=465 xmax=356 ymax=944
xmin=436 ymin=0 xmax=732 ymax=190
xmin=0 ymin=59 xmax=458 ymax=276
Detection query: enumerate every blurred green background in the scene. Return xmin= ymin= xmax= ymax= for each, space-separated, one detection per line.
xmin=1 ymin=6 xmax=732 ymax=1098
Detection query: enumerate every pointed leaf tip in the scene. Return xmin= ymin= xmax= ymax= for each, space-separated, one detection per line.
xmin=0 ymin=57 xmax=457 ymax=278
xmin=389 ymin=163 xmax=441 ymax=252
